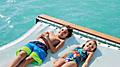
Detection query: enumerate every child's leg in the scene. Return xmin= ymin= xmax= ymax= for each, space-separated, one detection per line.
xmin=18 ymin=56 xmax=34 ymax=67
xmin=61 ymin=61 xmax=77 ymax=67
xmin=9 ymin=51 xmax=27 ymax=67
xmin=53 ymin=58 xmax=66 ymax=67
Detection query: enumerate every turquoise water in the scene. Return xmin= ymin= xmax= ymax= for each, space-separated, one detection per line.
xmin=0 ymin=0 xmax=120 ymax=46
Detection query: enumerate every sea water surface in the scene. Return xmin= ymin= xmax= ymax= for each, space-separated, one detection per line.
xmin=0 ymin=0 xmax=120 ymax=46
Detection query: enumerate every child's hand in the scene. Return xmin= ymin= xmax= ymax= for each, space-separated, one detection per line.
xmin=53 ymin=59 xmax=58 ymax=64
xmin=37 ymin=33 xmax=45 ymax=39
xmin=37 ymin=32 xmax=49 ymax=39
xmin=82 ymin=63 xmax=88 ymax=67
xmin=44 ymin=32 xmax=49 ymax=39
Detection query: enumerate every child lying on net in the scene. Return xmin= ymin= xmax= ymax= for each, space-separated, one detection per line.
xmin=9 ymin=26 xmax=73 ymax=67
xmin=53 ymin=40 xmax=97 ymax=67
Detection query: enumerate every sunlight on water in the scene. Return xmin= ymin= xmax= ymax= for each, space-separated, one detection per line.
xmin=0 ymin=0 xmax=120 ymax=46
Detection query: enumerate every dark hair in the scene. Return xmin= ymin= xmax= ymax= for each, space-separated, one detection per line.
xmin=65 ymin=25 xmax=73 ymax=38
xmin=82 ymin=40 xmax=97 ymax=52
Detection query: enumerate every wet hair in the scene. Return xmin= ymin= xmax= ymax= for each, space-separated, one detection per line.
xmin=65 ymin=25 xmax=73 ymax=38
xmin=82 ymin=40 xmax=97 ymax=52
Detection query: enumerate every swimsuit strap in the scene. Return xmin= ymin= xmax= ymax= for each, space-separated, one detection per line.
xmin=73 ymin=47 xmax=81 ymax=51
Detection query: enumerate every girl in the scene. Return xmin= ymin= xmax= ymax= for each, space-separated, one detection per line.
xmin=53 ymin=40 xmax=97 ymax=67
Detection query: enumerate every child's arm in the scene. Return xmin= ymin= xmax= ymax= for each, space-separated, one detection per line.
xmin=37 ymin=32 xmax=49 ymax=39
xmin=82 ymin=52 xmax=94 ymax=67
xmin=44 ymin=32 xmax=64 ymax=53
